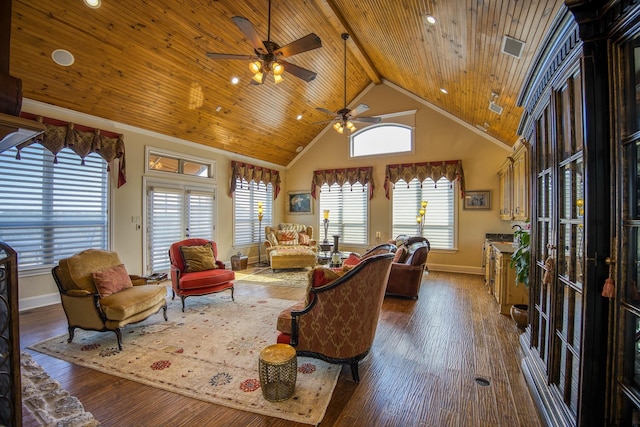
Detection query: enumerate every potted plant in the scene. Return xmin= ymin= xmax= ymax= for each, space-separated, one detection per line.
xmin=509 ymin=223 xmax=530 ymax=329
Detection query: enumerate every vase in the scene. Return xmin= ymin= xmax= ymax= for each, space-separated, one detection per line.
xmin=510 ymin=304 xmax=529 ymax=330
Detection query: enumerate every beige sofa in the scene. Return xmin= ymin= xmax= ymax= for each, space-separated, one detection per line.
xmin=264 ymin=223 xmax=317 ymax=270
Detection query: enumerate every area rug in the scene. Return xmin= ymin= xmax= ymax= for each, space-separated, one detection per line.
xmin=28 ymin=295 xmax=339 ymax=425
xmin=21 ymin=351 xmax=100 ymax=426
xmin=234 ymin=267 xmax=311 ymax=288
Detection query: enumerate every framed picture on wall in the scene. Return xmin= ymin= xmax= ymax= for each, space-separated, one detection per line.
xmin=287 ymin=191 xmax=313 ymax=214
xmin=464 ymin=190 xmax=491 ymax=210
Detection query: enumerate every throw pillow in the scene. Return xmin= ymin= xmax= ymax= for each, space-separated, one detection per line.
xmin=180 ymin=242 xmax=217 ymax=272
xmin=304 ymin=267 xmax=345 ymax=305
xmin=92 ymin=264 xmax=133 ymax=298
xmin=343 ymin=253 xmax=361 ymax=266
xmin=266 ymin=231 xmax=278 ymax=246
xmin=276 ymin=230 xmax=299 ymax=246
xmin=393 ymin=246 xmax=407 ymax=263
xmin=298 ymin=232 xmax=310 ymax=245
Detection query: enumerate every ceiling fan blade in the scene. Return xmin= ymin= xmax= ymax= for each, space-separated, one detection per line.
xmin=273 ymin=33 xmax=322 ymax=58
xmin=352 ymin=116 xmax=381 ymax=124
xmin=350 ymin=103 xmax=370 ymax=116
xmin=206 ymin=52 xmax=254 ymax=60
xmin=280 ymin=60 xmax=317 ymax=82
xmin=231 ymin=16 xmax=268 ymax=55
xmin=316 ymin=107 xmax=337 ymax=116
xmin=312 ymin=119 xmax=336 ymax=125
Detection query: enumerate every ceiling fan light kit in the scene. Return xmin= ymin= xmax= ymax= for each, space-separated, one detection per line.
xmin=206 ymin=0 xmax=322 ymax=85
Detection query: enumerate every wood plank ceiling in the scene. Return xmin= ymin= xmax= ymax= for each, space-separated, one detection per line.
xmin=10 ymin=0 xmax=564 ymax=167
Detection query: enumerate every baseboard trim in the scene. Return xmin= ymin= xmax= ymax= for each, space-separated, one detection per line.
xmin=428 ymin=264 xmax=483 ymax=275
xmin=19 ymin=293 xmax=61 ymax=312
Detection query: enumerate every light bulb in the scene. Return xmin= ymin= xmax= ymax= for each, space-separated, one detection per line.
xmin=272 ymin=62 xmax=284 ymax=75
xmin=333 ymin=122 xmax=341 ymax=131
xmin=249 ymin=61 xmax=262 ymax=74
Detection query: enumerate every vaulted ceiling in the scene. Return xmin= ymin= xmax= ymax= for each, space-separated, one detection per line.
xmin=10 ymin=0 xmax=564 ymax=166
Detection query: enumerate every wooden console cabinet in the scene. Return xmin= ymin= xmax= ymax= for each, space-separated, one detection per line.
xmin=489 ymin=243 xmax=528 ymax=315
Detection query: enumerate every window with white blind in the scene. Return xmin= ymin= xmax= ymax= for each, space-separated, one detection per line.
xmin=318 ymin=182 xmax=368 ymax=245
xmin=233 ymin=178 xmax=273 ymax=246
xmin=147 ymin=184 xmax=215 ymax=273
xmin=0 ymin=145 xmax=109 ymax=272
xmin=392 ymin=177 xmax=456 ymax=249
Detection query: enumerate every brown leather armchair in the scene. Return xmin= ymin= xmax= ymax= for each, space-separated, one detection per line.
xmin=386 ymin=237 xmax=430 ymax=299
xmin=276 ymin=253 xmax=394 ymax=382
xmin=169 ymin=238 xmax=235 ymax=311
xmin=52 ymin=249 xmax=168 ymax=350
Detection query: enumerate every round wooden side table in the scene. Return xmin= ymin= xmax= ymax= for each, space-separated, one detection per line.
xmin=259 ymin=343 xmax=297 ymax=402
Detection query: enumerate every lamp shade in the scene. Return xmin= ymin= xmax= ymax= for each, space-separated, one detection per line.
xmin=323 ymin=210 xmax=330 ymax=220
xmin=249 ymin=61 xmax=262 ymax=74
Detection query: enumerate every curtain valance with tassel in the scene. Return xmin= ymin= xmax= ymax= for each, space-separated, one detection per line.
xmin=310 ymin=166 xmax=375 ymax=200
xmin=384 ymin=160 xmax=465 ymax=199
xmin=229 ymin=160 xmax=281 ymax=199
xmin=17 ymin=113 xmax=127 ymax=187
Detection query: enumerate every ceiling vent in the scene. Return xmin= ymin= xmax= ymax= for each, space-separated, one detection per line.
xmin=489 ymin=101 xmax=503 ymax=115
xmin=501 ymin=36 xmax=525 ymax=59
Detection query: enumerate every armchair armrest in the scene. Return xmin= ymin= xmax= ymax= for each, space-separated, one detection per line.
xmin=264 ymin=241 xmax=274 ymax=250
xmin=65 ymin=289 xmax=94 ymax=297
xmin=215 ymin=260 xmax=226 ymax=269
xmin=129 ymin=275 xmax=148 ymax=286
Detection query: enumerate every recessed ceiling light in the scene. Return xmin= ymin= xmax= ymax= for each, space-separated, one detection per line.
xmin=51 ymin=49 xmax=75 ymax=66
xmin=296 ymin=114 xmax=303 ymax=121
xmin=425 ymin=15 xmax=437 ymax=25
xmin=83 ymin=0 xmax=101 ymax=9
xmin=231 ymin=77 xmax=239 ymax=85
xmin=296 ymin=146 xmax=303 ymax=153
xmin=215 ymin=105 xmax=222 ymax=113
xmin=440 ymin=88 xmax=448 ymax=94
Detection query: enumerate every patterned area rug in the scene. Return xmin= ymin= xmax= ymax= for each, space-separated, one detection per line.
xmin=234 ymin=267 xmax=311 ymax=288
xmin=21 ymin=352 xmax=100 ymax=426
xmin=29 ymin=295 xmax=339 ymax=425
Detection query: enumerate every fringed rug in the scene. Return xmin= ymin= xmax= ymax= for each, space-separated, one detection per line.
xmin=29 ymin=295 xmax=339 ymax=425
xmin=21 ymin=351 xmax=100 ymax=426
xmin=234 ymin=267 xmax=311 ymax=288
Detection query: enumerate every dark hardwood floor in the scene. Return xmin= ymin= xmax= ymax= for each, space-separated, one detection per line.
xmin=19 ymin=270 xmax=542 ymax=426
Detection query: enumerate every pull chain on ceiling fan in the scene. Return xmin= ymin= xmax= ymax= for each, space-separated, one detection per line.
xmin=206 ymin=0 xmax=322 ymax=85
xmin=315 ymin=33 xmax=381 ymax=134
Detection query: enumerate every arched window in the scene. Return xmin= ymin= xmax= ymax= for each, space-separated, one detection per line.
xmin=350 ymin=123 xmax=413 ymax=158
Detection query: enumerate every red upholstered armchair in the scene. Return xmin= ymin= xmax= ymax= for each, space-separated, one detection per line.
xmin=386 ymin=237 xmax=430 ymax=299
xmin=168 ymin=238 xmax=235 ymax=311
xmin=276 ymin=253 xmax=394 ymax=382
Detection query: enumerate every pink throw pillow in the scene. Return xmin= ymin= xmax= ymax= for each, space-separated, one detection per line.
xmin=393 ymin=246 xmax=407 ymax=263
xmin=92 ymin=264 xmax=133 ymax=298
xmin=298 ymin=232 xmax=310 ymax=245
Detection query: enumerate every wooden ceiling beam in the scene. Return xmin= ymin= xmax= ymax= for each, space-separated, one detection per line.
xmin=315 ymin=0 xmax=382 ymax=84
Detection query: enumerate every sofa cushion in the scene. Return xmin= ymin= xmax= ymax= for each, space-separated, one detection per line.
xmin=393 ymin=246 xmax=407 ymax=263
xmin=179 ymin=268 xmax=235 ymax=290
xmin=276 ymin=230 xmax=298 ymax=246
xmin=277 ymin=300 xmax=306 ymax=335
xmin=100 ymin=285 xmax=167 ymax=321
xmin=266 ymin=230 xmax=278 ymax=246
xmin=180 ymin=243 xmax=217 ymax=272
xmin=343 ymin=253 xmax=361 ymax=266
xmin=92 ymin=263 xmax=133 ymax=298
xmin=298 ymin=232 xmax=310 ymax=245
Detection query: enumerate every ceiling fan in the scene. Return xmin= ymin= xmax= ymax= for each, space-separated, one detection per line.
xmin=315 ymin=33 xmax=381 ymax=134
xmin=206 ymin=0 xmax=322 ymax=85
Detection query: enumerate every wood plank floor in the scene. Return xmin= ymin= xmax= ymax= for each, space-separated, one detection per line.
xmin=19 ymin=270 xmax=542 ymax=427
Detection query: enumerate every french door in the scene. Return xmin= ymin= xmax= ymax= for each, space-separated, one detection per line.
xmin=145 ymin=179 xmax=217 ymax=274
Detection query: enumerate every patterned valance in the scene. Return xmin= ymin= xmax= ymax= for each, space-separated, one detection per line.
xmin=310 ymin=166 xmax=375 ymax=200
xmin=17 ymin=113 xmax=127 ymax=187
xmin=384 ymin=160 xmax=465 ymax=199
xmin=229 ymin=160 xmax=281 ymax=199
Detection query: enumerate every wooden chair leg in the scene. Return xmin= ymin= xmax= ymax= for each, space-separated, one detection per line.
xmin=350 ymin=362 xmax=360 ymax=383
xmin=67 ymin=326 xmax=76 ymax=343
xmin=114 ymin=328 xmax=123 ymax=351
xmin=181 ymin=296 xmax=186 ymax=312
xmin=230 ymin=286 xmax=235 ymax=301
xmin=162 ymin=305 xmax=168 ymax=321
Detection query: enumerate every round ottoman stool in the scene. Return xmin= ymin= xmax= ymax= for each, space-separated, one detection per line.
xmin=259 ymin=343 xmax=297 ymax=402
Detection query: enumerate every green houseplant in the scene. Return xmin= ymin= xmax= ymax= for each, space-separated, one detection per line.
xmin=509 ymin=223 xmax=530 ymax=329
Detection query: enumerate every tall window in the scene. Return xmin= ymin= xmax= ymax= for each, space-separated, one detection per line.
xmin=318 ymin=182 xmax=368 ymax=245
xmin=233 ymin=178 xmax=273 ymax=246
xmin=147 ymin=184 xmax=215 ymax=273
xmin=0 ymin=145 xmax=109 ymax=272
xmin=392 ymin=177 xmax=456 ymax=249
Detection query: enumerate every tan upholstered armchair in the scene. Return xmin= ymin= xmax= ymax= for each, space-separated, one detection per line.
xmin=52 ymin=249 xmax=168 ymax=350
xmin=276 ymin=253 xmax=394 ymax=382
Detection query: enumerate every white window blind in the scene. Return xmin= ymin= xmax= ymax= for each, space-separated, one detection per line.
xmin=318 ymin=182 xmax=368 ymax=245
xmin=233 ymin=179 xmax=273 ymax=246
xmin=0 ymin=145 xmax=108 ymax=271
xmin=392 ymin=177 xmax=455 ymax=249
xmin=147 ymin=186 xmax=215 ymax=273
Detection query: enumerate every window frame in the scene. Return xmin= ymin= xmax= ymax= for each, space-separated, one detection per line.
xmin=317 ymin=182 xmax=369 ymax=246
xmin=391 ymin=177 xmax=459 ymax=251
xmin=145 ymin=146 xmax=216 ymax=181
xmin=350 ymin=123 xmax=414 ymax=158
